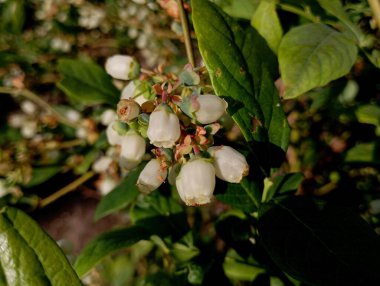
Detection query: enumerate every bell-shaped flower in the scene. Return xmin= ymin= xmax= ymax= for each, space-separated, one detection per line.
xmin=121 ymin=81 xmax=148 ymax=106
xmin=208 ymin=146 xmax=249 ymax=183
xmin=147 ymin=104 xmax=181 ymax=148
xmin=137 ymin=159 xmax=167 ymax=194
xmin=106 ymin=121 xmax=124 ymax=146
xmin=194 ymin=94 xmax=227 ymax=124
xmin=105 ymin=55 xmax=140 ymax=80
xmin=119 ymin=132 xmax=146 ymax=170
xmin=176 ymin=158 xmax=215 ymax=206
xmin=117 ymin=99 xmax=140 ymax=122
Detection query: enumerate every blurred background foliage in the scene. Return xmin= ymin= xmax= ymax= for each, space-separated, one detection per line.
xmin=1 ymin=0 xmax=380 ymax=285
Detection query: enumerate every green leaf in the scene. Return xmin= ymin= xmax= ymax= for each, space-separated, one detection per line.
xmin=345 ymin=142 xmax=380 ymax=164
xmin=258 ymin=196 xmax=380 ymax=285
xmin=279 ymin=23 xmax=358 ymax=99
xmin=57 ymin=58 xmax=120 ymax=105
xmin=74 ymin=225 xmax=150 ymax=277
xmin=223 ymin=250 xmax=266 ymax=282
xmin=262 ymin=173 xmax=303 ymax=202
xmin=192 ymin=0 xmax=290 ymax=168
xmin=211 ymin=0 xmax=257 ymax=20
xmin=317 ymin=0 xmax=365 ymax=45
xmin=0 ymin=0 xmax=25 ymax=34
xmin=94 ymin=164 xmax=145 ymax=221
xmin=0 ymin=207 xmax=81 ymax=286
xmin=22 ymin=166 xmax=61 ymax=188
xmin=251 ymin=0 xmax=283 ymax=54
xmin=216 ymin=178 xmax=261 ymax=212
xmin=356 ymin=104 xmax=380 ymax=127
xmin=130 ymin=192 xmax=188 ymax=238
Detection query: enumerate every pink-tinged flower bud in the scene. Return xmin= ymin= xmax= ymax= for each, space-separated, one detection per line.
xmin=105 ymin=55 xmax=140 ymax=80
xmin=208 ymin=146 xmax=249 ymax=183
xmin=119 ymin=133 xmax=146 ymax=169
xmin=176 ymin=159 xmax=215 ymax=206
xmin=117 ymin=99 xmax=140 ymax=122
xmin=137 ymin=159 xmax=167 ymax=194
xmin=195 ymin=94 xmax=227 ymax=124
xmin=147 ymin=104 xmax=181 ymax=148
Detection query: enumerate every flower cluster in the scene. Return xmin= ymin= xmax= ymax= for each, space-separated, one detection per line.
xmin=105 ymin=55 xmax=249 ymax=206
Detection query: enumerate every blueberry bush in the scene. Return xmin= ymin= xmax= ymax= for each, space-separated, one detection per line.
xmin=1 ymin=0 xmax=380 ymax=285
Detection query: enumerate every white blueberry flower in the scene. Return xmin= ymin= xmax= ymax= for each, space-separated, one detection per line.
xmin=65 ymin=109 xmax=81 ymax=123
xmin=121 ymin=81 xmax=148 ymax=106
xmin=195 ymin=94 xmax=228 ymax=124
xmin=92 ymin=156 xmax=113 ymax=173
xmin=137 ymin=159 xmax=167 ymax=194
xmin=176 ymin=159 xmax=216 ymax=206
xmin=98 ymin=175 xmax=117 ymax=196
xmin=100 ymin=109 xmax=117 ymax=126
xmin=117 ymin=99 xmax=140 ymax=122
xmin=21 ymin=121 xmax=38 ymax=139
xmin=147 ymin=104 xmax=181 ymax=148
xmin=119 ymin=132 xmax=146 ymax=170
xmin=8 ymin=113 xmax=27 ymax=128
xmin=105 ymin=55 xmax=140 ymax=80
xmin=208 ymin=146 xmax=249 ymax=183
xmin=20 ymin=100 xmax=37 ymax=115
xmin=106 ymin=121 xmax=124 ymax=146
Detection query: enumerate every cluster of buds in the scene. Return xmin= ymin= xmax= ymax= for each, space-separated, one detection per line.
xmin=105 ymin=55 xmax=249 ymax=206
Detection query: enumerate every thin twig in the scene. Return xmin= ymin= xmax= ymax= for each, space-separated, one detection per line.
xmin=39 ymin=171 xmax=96 ymax=208
xmin=0 ymin=86 xmax=77 ymax=128
xmin=277 ymin=3 xmax=320 ymax=23
xmin=177 ymin=0 xmax=195 ymax=67
xmin=368 ymin=0 xmax=380 ymax=30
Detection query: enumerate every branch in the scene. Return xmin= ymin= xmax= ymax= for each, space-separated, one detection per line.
xmin=177 ymin=0 xmax=195 ymax=67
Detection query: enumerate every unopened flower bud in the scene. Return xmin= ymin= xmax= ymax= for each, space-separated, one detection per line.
xmin=121 ymin=81 xmax=149 ymax=106
xmin=147 ymin=104 xmax=180 ymax=148
xmin=100 ymin=109 xmax=117 ymax=126
xmin=105 ymin=55 xmax=140 ymax=80
xmin=208 ymin=146 xmax=249 ymax=183
xmin=106 ymin=121 xmax=124 ymax=146
xmin=92 ymin=156 xmax=113 ymax=173
xmin=119 ymin=133 xmax=146 ymax=170
xmin=117 ymin=99 xmax=140 ymax=122
xmin=176 ymin=159 xmax=215 ymax=206
xmin=195 ymin=94 xmax=227 ymax=124
xmin=137 ymin=159 xmax=167 ymax=194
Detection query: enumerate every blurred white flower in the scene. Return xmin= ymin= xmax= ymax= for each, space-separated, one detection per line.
xmin=137 ymin=159 xmax=167 ymax=194
xmin=93 ymin=156 xmax=113 ymax=173
xmin=119 ymin=133 xmax=146 ymax=170
xmin=132 ymin=0 xmax=146 ymax=4
xmin=78 ymin=4 xmax=106 ymax=29
xmin=51 ymin=37 xmax=71 ymax=52
xmin=176 ymin=159 xmax=215 ymax=206
xmin=75 ymin=126 xmax=87 ymax=140
xmin=65 ymin=109 xmax=81 ymax=123
xmin=147 ymin=104 xmax=181 ymax=148
xmin=98 ymin=175 xmax=117 ymax=196
xmin=20 ymin=101 xmax=37 ymax=116
xmin=21 ymin=121 xmax=38 ymax=139
xmin=100 ymin=109 xmax=117 ymax=126
xmin=8 ymin=113 xmax=27 ymax=128
xmin=208 ymin=146 xmax=249 ymax=183
xmin=105 ymin=55 xmax=140 ymax=80
xmin=106 ymin=121 xmax=124 ymax=146
xmin=128 ymin=27 xmax=139 ymax=39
